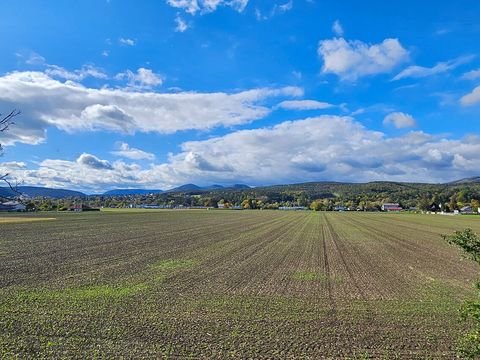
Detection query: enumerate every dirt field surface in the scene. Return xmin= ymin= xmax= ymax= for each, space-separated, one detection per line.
xmin=1 ymin=210 xmax=479 ymax=358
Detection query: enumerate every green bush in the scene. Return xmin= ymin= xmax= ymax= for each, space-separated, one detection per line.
xmin=443 ymin=228 xmax=480 ymax=358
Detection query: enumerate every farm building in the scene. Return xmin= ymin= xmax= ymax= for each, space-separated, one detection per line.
xmin=278 ymin=206 xmax=307 ymax=211
xmin=460 ymin=206 xmax=475 ymax=214
xmin=69 ymin=204 xmax=100 ymax=212
xmin=381 ymin=203 xmax=403 ymax=212
xmin=0 ymin=201 xmax=26 ymax=212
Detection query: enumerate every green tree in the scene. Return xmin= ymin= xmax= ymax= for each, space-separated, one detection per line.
xmin=418 ymin=197 xmax=431 ymax=212
xmin=449 ymin=194 xmax=459 ymax=211
xmin=309 ymin=200 xmax=322 ymax=211
xmin=443 ymin=228 xmax=480 ymax=358
xmin=241 ymin=199 xmax=251 ymax=209
xmin=471 ymin=199 xmax=480 ymax=213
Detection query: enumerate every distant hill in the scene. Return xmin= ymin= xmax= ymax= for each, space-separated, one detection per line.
xmin=0 ymin=186 xmax=86 ymax=199
xmin=103 ymin=189 xmax=163 ymax=196
xmin=448 ymin=177 xmax=480 ymax=185
xmin=228 ymin=184 xmax=251 ymax=189
xmin=2 ymin=177 xmax=478 ymax=201
xmin=203 ymin=184 xmax=225 ymax=190
xmin=230 ymin=179 xmax=480 ymax=202
xmin=166 ymin=183 xmax=251 ymax=193
xmin=166 ymin=184 xmax=203 ymax=192
xmin=251 ymin=181 xmax=443 ymax=197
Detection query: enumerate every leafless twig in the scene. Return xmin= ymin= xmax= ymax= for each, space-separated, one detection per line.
xmin=0 ymin=109 xmax=22 ymax=200
xmin=0 ymin=109 xmax=21 ymax=132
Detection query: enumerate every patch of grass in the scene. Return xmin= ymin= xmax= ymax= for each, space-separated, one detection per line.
xmin=193 ymin=294 xmax=323 ymax=321
xmin=16 ymin=283 xmax=148 ymax=303
xmin=292 ymin=270 xmax=343 ymax=283
xmin=149 ymin=258 xmax=198 ymax=282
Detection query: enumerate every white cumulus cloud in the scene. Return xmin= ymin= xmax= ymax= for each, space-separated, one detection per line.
xmin=318 ymin=37 xmax=409 ymax=81
xmin=462 ymin=69 xmax=480 ymax=80
xmin=115 ymin=68 xmax=164 ymax=88
xmin=174 ymin=15 xmax=189 ymax=32
xmin=383 ymin=112 xmax=417 ymax=129
xmin=119 ymin=38 xmax=136 ymax=46
xmin=111 ymin=142 xmax=155 ymax=161
xmin=166 ymin=0 xmax=249 ymax=15
xmin=332 ymin=20 xmax=344 ymax=36
xmin=0 ymin=70 xmax=302 ymax=145
xmin=277 ymin=100 xmax=334 ymax=110
xmin=460 ymin=86 xmax=480 ymax=106
xmin=45 ymin=64 xmax=108 ymax=81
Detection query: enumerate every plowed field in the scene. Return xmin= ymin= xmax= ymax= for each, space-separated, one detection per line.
xmin=1 ymin=210 xmax=479 ymax=358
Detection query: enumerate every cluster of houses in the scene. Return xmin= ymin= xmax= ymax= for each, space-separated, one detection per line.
xmin=69 ymin=203 xmax=100 ymax=212
xmin=455 ymin=205 xmax=479 ymax=215
xmin=2 ymin=199 xmax=479 ymax=214
xmin=382 ymin=202 xmax=480 ymax=215
xmin=381 ymin=203 xmax=404 ymax=212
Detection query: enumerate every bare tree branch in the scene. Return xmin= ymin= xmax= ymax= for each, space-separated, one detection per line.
xmin=0 ymin=173 xmax=17 ymax=191
xmin=0 ymin=109 xmax=21 ymax=132
xmin=0 ymin=109 xmax=22 ymax=201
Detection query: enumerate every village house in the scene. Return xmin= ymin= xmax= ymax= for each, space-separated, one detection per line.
xmin=69 ymin=203 xmax=100 ymax=212
xmin=381 ymin=203 xmax=403 ymax=212
xmin=278 ymin=206 xmax=307 ymax=211
xmin=460 ymin=205 xmax=474 ymax=214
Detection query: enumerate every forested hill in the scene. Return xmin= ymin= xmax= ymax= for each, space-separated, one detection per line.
xmin=200 ymin=178 xmax=477 ymax=196
xmin=4 ymin=178 xmax=480 ymax=212
xmin=78 ymin=178 xmax=480 ymax=212
xmin=253 ymin=181 xmax=463 ymax=197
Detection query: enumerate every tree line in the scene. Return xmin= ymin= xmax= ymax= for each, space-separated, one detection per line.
xmin=23 ymin=181 xmax=480 ymax=212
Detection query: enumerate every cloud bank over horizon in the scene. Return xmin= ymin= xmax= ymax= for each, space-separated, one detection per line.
xmin=2 ymin=116 xmax=479 ymax=192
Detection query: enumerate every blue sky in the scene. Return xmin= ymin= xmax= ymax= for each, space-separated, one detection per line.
xmin=1 ymin=0 xmax=480 ymax=192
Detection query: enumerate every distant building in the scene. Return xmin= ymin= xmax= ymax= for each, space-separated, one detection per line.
xmin=71 ymin=203 xmax=82 ymax=212
xmin=69 ymin=204 xmax=100 ymax=212
xmin=460 ymin=206 xmax=474 ymax=214
xmin=136 ymin=204 xmax=170 ymax=209
xmin=217 ymin=202 xmax=225 ymax=209
xmin=278 ymin=206 xmax=307 ymax=211
xmin=381 ymin=203 xmax=403 ymax=212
